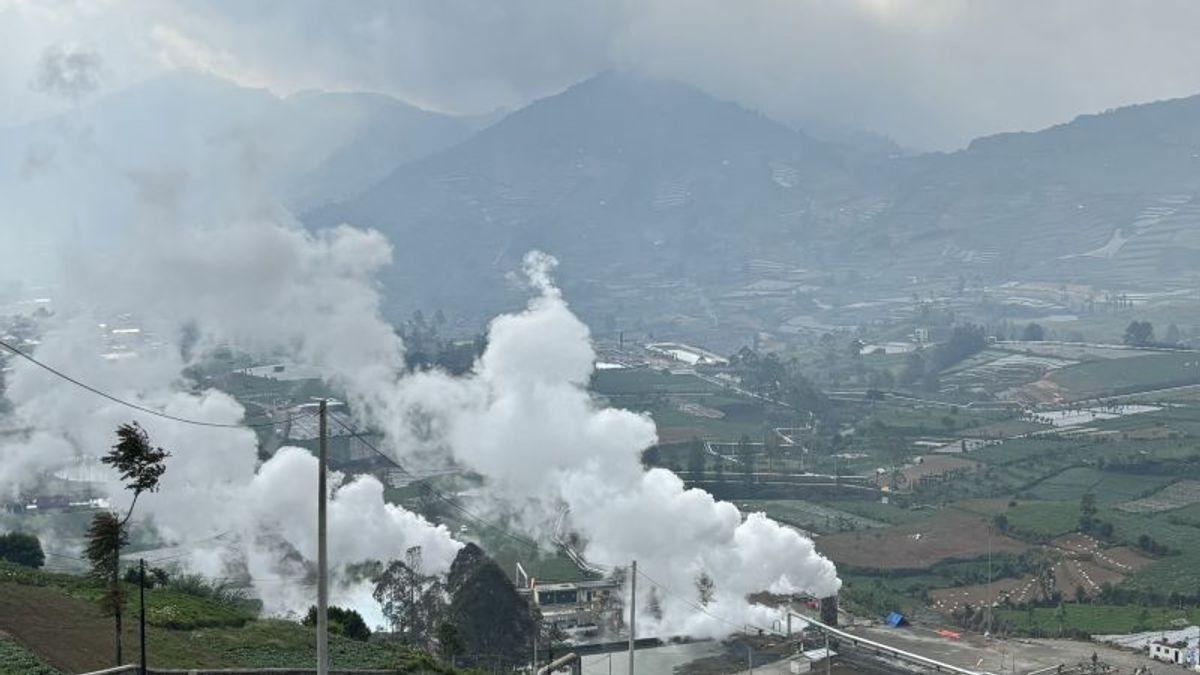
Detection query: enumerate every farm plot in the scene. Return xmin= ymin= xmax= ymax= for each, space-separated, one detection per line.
xmin=1117 ymin=480 xmax=1200 ymax=513
xmin=1048 ymin=351 xmax=1200 ymax=400
xmin=735 ymin=499 xmax=887 ymax=534
xmin=1025 ymin=468 xmax=1174 ymax=503
xmin=816 ymin=510 xmax=1028 ymax=570
xmin=946 ymin=351 xmax=1077 ymax=395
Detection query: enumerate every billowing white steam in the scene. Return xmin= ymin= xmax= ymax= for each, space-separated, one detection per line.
xmin=386 ymin=252 xmax=840 ymax=636
xmin=0 ymin=219 xmax=461 ymax=623
xmin=1 ymin=211 xmax=837 ymax=633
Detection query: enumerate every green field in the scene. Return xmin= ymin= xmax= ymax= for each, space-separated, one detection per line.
xmin=1025 ymin=468 xmax=1173 ymax=503
xmin=0 ymin=636 xmax=59 ymax=675
xmin=1004 ymin=500 xmax=1080 ymax=539
xmin=0 ymin=562 xmax=460 ymax=673
xmin=1050 ymin=351 xmax=1200 ymax=399
xmin=997 ymin=604 xmax=1200 ymax=635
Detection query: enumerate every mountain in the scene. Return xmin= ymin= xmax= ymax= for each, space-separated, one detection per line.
xmin=308 ymin=73 xmax=881 ymax=324
xmin=862 ymin=95 xmax=1200 ymax=289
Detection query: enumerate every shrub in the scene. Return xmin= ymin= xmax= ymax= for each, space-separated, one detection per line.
xmin=0 ymin=532 xmax=45 ymax=568
xmin=303 ymin=605 xmax=371 ymax=642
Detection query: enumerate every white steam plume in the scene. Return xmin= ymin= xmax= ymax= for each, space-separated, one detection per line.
xmin=385 ymin=251 xmax=840 ymax=637
xmin=0 ymin=217 xmax=461 ymax=623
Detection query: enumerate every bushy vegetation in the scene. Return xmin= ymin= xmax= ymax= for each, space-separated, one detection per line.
xmin=303 ymin=605 xmax=371 ymax=641
xmin=0 ymin=531 xmax=44 ymax=568
xmin=0 ymin=635 xmax=59 ymax=675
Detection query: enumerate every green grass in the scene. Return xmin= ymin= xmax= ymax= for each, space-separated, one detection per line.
xmin=997 ymin=604 xmax=1200 ymax=635
xmin=1025 ymin=468 xmax=1172 ymax=503
xmin=1050 ymin=351 xmax=1200 ymax=399
xmin=0 ymin=562 xmax=252 ymax=630
xmin=1004 ymin=501 xmax=1080 ymax=539
xmin=831 ymin=500 xmax=931 ymax=526
xmin=0 ymin=635 xmax=60 ymax=675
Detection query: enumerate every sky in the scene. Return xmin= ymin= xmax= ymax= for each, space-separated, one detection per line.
xmin=5 ymin=0 xmax=1200 ymax=149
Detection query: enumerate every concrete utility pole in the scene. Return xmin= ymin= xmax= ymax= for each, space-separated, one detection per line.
xmin=628 ymin=560 xmax=637 ymax=675
xmin=139 ymin=558 xmax=147 ymax=675
xmin=317 ymin=399 xmax=329 ymax=675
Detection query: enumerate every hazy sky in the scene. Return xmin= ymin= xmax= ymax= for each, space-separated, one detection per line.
xmin=5 ymin=0 xmax=1200 ymax=149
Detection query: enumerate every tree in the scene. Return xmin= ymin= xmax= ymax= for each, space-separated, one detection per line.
xmin=1165 ymin=323 xmax=1182 ymax=345
xmin=1123 ymin=321 xmax=1154 ymax=347
xmin=737 ymin=435 xmax=755 ymax=485
xmin=373 ymin=546 xmax=445 ymax=647
xmin=898 ymin=352 xmax=926 ymax=387
xmin=1079 ymin=492 xmax=1097 ymax=533
xmin=445 ymin=547 xmax=536 ymax=668
xmin=1054 ymin=602 xmax=1067 ymax=636
xmin=696 ymin=572 xmax=715 ymax=606
xmin=992 ymin=514 xmax=1009 ymax=534
xmin=0 ymin=532 xmax=45 ymax=568
xmin=303 ymin=605 xmax=371 ymax=641
xmin=686 ymin=437 xmax=706 ymax=481
xmin=436 ymin=622 xmax=464 ymax=664
xmin=89 ymin=422 xmax=170 ymax=666
xmin=1021 ymin=323 xmax=1046 ymax=342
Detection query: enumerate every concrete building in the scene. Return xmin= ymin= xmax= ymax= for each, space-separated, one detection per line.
xmin=1150 ymin=639 xmax=1191 ymax=666
xmin=521 ymin=579 xmax=622 ymax=635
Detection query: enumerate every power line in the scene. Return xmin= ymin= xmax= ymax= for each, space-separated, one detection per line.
xmin=0 ymin=337 xmax=317 ymax=428
xmin=328 ymin=413 xmax=777 ymax=638
xmin=636 ymin=568 xmax=781 ymax=637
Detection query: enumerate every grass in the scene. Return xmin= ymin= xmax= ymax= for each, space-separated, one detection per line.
xmin=1004 ymin=501 xmax=1081 ymax=539
xmin=0 ymin=563 xmax=462 ymax=673
xmin=0 ymin=634 xmax=60 ymax=675
xmin=1025 ymin=468 xmax=1172 ymax=503
xmin=997 ymin=604 xmax=1200 ymax=635
xmin=830 ymin=500 xmax=931 ymax=526
xmin=1050 ymin=351 xmax=1200 ymax=399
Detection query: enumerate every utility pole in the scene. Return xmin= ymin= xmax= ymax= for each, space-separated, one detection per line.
xmin=628 ymin=560 xmax=637 ymax=675
xmin=748 ymin=643 xmax=754 ymax=675
xmin=317 ymin=399 xmax=329 ymax=675
xmin=825 ymin=629 xmax=831 ymax=675
xmin=987 ymin=524 xmax=993 ymax=637
xmin=139 ymin=558 xmax=147 ymax=675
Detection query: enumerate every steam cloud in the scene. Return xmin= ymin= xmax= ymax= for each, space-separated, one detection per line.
xmin=30 ymin=44 xmax=103 ymax=101
xmin=385 ymin=251 xmax=840 ymax=635
xmin=1 ymin=185 xmax=837 ymax=633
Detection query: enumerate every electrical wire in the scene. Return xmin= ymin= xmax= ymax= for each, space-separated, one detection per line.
xmin=0 ymin=337 xmax=317 ymax=428
xmin=329 ymin=414 xmax=547 ymax=552
xmin=636 ymin=568 xmax=782 ymax=637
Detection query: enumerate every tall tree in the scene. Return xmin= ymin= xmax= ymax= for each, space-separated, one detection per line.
xmin=446 ymin=547 xmax=536 ymax=668
xmin=373 ymin=546 xmax=444 ymax=647
xmin=686 ymin=436 xmax=706 ymax=481
xmin=1021 ymin=322 xmax=1046 ymax=342
xmin=87 ymin=422 xmax=170 ymax=666
xmin=737 ymin=434 xmax=755 ymax=485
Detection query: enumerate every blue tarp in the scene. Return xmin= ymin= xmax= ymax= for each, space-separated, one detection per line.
xmin=885 ymin=612 xmax=905 ymax=627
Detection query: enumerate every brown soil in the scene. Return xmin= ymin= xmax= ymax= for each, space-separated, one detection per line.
xmin=816 ymin=510 xmax=1028 ymax=569
xmin=0 ymin=582 xmax=143 ymax=673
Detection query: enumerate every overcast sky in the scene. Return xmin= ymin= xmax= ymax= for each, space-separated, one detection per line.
xmin=5 ymin=0 xmax=1200 ymax=150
